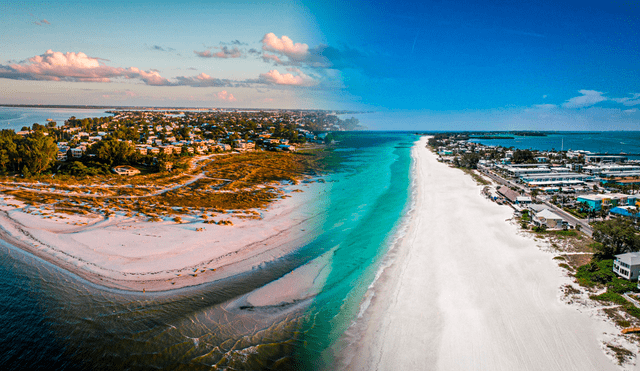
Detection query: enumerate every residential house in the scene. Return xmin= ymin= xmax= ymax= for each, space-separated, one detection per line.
xmin=533 ymin=209 xmax=568 ymax=229
xmin=70 ymin=147 xmax=84 ymax=158
xmin=112 ymin=165 xmax=140 ymax=176
xmin=613 ymin=252 xmax=640 ymax=280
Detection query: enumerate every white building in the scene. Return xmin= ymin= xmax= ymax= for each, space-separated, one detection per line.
xmin=613 ymin=252 xmax=640 ymax=281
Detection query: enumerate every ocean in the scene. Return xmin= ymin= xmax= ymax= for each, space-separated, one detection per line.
xmin=3 ymin=107 xmax=640 ymax=370
xmin=0 ymin=131 xmax=417 ymax=370
xmin=0 ymin=107 xmax=113 ymax=131
xmin=468 ymin=132 xmax=640 ymax=160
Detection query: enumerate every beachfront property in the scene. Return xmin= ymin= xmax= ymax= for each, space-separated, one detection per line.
xmin=577 ymin=193 xmax=639 ymax=211
xmin=532 ymin=209 xmax=569 ymax=229
xmin=613 ymin=252 xmax=640 ymax=280
xmin=497 ymin=185 xmax=520 ymax=204
xmin=526 ymin=204 xmax=569 ymax=229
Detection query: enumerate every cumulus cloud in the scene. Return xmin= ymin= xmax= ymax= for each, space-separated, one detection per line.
xmin=259 ymin=35 xmax=365 ymax=71
xmin=194 ymin=46 xmax=243 ymax=59
xmin=562 ymin=90 xmax=608 ymax=108
xmin=216 ymin=90 xmax=236 ymax=102
xmin=0 ymin=49 xmax=171 ymax=85
xmin=259 ymin=68 xmax=316 ymax=86
xmin=0 ymin=49 xmax=326 ymax=90
xmin=261 ymin=33 xmax=309 ymax=61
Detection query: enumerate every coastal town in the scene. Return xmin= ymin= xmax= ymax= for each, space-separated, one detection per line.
xmin=0 ymin=109 xmax=361 ymax=215
xmin=429 ymin=133 xmax=640 ymax=357
xmin=430 ymin=133 xmax=639 ymax=234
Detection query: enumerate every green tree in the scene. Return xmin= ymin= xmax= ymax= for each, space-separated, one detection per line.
xmin=512 ymin=149 xmax=535 ymax=164
xmin=0 ymin=130 xmax=18 ymax=172
xmin=457 ymin=152 xmax=481 ymax=169
xmin=592 ymin=218 xmax=640 ymax=260
xmin=93 ymin=139 xmax=136 ymax=166
xmin=18 ymin=132 xmax=58 ymax=174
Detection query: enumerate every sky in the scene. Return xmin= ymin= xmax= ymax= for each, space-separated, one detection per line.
xmin=1 ymin=0 xmax=639 ymax=130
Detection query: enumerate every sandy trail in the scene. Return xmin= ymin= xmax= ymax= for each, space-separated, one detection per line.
xmin=347 ymin=136 xmax=623 ymax=371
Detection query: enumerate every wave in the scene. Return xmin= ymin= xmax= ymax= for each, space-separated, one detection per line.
xmin=333 ymin=137 xmax=421 ymax=370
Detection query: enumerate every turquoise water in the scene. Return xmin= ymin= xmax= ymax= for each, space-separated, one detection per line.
xmin=0 ymin=132 xmax=417 ymax=370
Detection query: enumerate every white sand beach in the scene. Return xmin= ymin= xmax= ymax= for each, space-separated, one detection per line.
xmin=344 ymin=136 xmax=634 ymax=370
xmin=0 ymin=181 xmax=327 ymax=292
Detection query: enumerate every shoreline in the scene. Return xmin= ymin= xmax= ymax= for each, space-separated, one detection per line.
xmin=0 ymin=181 xmax=328 ymax=293
xmin=340 ymin=136 xmax=628 ymax=370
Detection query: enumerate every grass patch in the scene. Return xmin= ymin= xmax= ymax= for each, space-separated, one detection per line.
xmin=553 ymin=230 xmax=578 ymax=237
xmin=458 ymin=167 xmax=490 ymax=185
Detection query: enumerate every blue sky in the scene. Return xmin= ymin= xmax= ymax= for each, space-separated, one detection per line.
xmin=1 ymin=0 xmax=639 ymax=130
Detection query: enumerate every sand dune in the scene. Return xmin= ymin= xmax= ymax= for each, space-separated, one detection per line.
xmin=346 ymin=136 xmax=628 ymax=370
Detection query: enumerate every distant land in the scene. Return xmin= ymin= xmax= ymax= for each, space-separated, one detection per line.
xmin=0 ymin=103 xmax=367 ymax=115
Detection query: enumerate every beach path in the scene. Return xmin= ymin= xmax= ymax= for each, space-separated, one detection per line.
xmin=351 ymin=136 xmax=620 ymax=371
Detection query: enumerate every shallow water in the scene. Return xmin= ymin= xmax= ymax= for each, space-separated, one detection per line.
xmin=0 ymin=132 xmax=417 ymax=370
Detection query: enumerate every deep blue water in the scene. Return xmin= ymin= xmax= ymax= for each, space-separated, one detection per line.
xmin=0 ymin=131 xmax=417 ymax=370
xmin=469 ymin=132 xmax=640 ymax=159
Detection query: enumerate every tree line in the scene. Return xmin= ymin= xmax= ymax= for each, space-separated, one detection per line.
xmin=0 ymin=128 xmax=152 ymax=177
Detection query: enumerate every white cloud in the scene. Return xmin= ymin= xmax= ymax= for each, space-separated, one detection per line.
xmin=216 ymin=90 xmax=236 ymax=102
xmin=259 ymin=68 xmax=316 ymax=86
xmin=562 ymin=90 xmax=608 ymax=108
xmin=0 ymin=49 xmax=171 ymax=85
xmin=612 ymin=93 xmax=640 ymax=106
xmin=261 ymin=33 xmax=309 ymax=61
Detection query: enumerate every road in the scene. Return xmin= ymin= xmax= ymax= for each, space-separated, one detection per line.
xmin=480 ymin=168 xmax=593 ymax=237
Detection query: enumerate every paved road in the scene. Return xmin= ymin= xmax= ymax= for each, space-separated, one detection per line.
xmin=480 ymin=168 xmax=593 ymax=237
xmin=542 ymin=201 xmax=593 ymax=237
